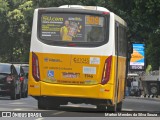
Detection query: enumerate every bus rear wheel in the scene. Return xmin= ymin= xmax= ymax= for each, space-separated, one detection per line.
xmin=96 ymin=105 xmax=117 ymax=112
xmin=38 ymin=98 xmax=46 ymax=109
xmin=107 ymin=102 xmax=122 ymax=112
xmin=97 ymin=105 xmax=107 ymax=112
xmin=38 ymin=97 xmax=60 ymax=110
xmin=97 ymin=102 xmax=122 ymax=112
xmin=116 ymin=102 xmax=122 ymax=111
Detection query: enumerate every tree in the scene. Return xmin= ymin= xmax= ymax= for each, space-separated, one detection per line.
xmin=112 ymin=0 xmax=160 ymax=70
xmin=131 ymin=0 xmax=160 ymax=70
xmin=0 ymin=0 xmax=34 ymax=62
xmin=0 ymin=0 xmax=160 ymax=70
xmin=0 ymin=0 xmax=9 ymax=61
xmin=7 ymin=0 xmax=34 ymax=62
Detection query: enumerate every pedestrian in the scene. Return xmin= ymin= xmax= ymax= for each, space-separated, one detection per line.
xmin=126 ymin=77 xmax=132 ymax=96
xmin=138 ymin=77 xmax=142 ymax=96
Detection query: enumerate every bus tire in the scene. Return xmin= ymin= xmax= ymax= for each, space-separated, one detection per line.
xmin=107 ymin=105 xmax=115 ymax=112
xmin=50 ymin=103 xmax=60 ymax=109
xmin=96 ymin=105 xmax=107 ymax=112
xmin=97 ymin=104 xmax=120 ymax=112
xmin=106 ymin=102 xmax=122 ymax=112
xmin=116 ymin=102 xmax=122 ymax=112
xmin=38 ymin=98 xmax=46 ymax=109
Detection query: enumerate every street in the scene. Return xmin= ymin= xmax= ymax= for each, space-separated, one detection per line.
xmin=0 ymin=96 xmax=160 ymax=118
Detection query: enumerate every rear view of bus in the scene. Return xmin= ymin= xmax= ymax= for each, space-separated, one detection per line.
xmin=28 ymin=5 xmax=127 ymax=111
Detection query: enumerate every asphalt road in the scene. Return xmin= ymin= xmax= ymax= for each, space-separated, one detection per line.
xmin=0 ymin=96 xmax=160 ymax=119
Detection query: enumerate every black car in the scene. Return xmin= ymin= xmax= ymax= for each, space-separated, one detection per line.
xmin=14 ymin=64 xmax=28 ymax=98
xmin=21 ymin=64 xmax=29 ymax=77
xmin=0 ymin=63 xmax=21 ymax=100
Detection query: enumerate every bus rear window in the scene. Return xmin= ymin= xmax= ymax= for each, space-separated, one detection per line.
xmin=39 ymin=13 xmax=108 ymax=47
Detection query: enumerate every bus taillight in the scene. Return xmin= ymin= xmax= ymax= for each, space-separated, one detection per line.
xmin=32 ymin=52 xmax=40 ymax=81
xmin=101 ymin=56 xmax=112 ymax=85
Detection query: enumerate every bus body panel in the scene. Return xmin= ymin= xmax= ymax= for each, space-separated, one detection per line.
xmin=117 ymin=57 xmax=126 ymax=103
xmin=40 ymin=82 xmax=114 ymax=99
xmin=30 ymin=52 xmax=115 ymax=85
xmin=28 ymin=52 xmax=126 ymax=104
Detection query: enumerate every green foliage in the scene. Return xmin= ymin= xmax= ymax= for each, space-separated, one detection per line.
xmin=112 ymin=0 xmax=160 ymax=70
xmin=0 ymin=0 xmax=9 ymax=33
xmin=0 ymin=0 xmax=160 ymax=70
xmin=0 ymin=0 xmax=9 ymax=58
xmin=132 ymin=0 xmax=160 ymax=70
xmin=0 ymin=0 xmax=33 ymax=62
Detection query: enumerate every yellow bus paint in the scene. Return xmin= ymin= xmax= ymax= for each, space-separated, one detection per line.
xmin=28 ymin=52 xmax=126 ymax=104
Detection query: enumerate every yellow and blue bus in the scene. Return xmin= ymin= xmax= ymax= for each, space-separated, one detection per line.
xmin=28 ymin=5 xmax=128 ymax=111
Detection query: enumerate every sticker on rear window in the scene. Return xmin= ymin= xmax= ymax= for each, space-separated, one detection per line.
xmin=90 ymin=57 xmax=100 ymax=64
xmin=83 ymin=67 xmax=96 ymax=74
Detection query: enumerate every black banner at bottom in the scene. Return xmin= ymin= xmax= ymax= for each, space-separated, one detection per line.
xmin=0 ymin=111 xmax=160 ymax=117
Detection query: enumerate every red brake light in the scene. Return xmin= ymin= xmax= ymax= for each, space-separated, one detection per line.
xmin=101 ymin=56 xmax=112 ymax=85
xmin=32 ymin=52 xmax=40 ymax=81
xmin=68 ymin=43 xmax=76 ymax=46
xmin=102 ymin=12 xmax=110 ymax=15
xmin=20 ymin=77 xmax=24 ymax=82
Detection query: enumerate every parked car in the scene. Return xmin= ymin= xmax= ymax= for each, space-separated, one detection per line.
xmin=14 ymin=64 xmax=28 ymax=98
xmin=0 ymin=63 xmax=21 ymax=100
xmin=21 ymin=64 xmax=29 ymax=79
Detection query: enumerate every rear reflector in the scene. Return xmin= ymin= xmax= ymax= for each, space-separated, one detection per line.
xmin=67 ymin=43 xmax=76 ymax=47
xmin=101 ymin=56 xmax=112 ymax=85
xmin=105 ymin=89 xmax=110 ymax=92
xmin=30 ymin=85 xmax=34 ymax=87
xmin=32 ymin=52 xmax=40 ymax=81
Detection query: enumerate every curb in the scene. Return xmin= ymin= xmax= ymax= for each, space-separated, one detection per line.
xmin=140 ymin=94 xmax=159 ymax=98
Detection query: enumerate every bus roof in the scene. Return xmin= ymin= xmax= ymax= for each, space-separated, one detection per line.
xmin=59 ymin=5 xmax=126 ymax=26
xmin=59 ymin=5 xmax=110 ymax=12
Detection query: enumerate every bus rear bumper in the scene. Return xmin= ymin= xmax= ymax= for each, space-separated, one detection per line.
xmin=29 ymin=81 xmax=115 ymax=105
xmin=32 ymin=96 xmax=112 ymax=106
